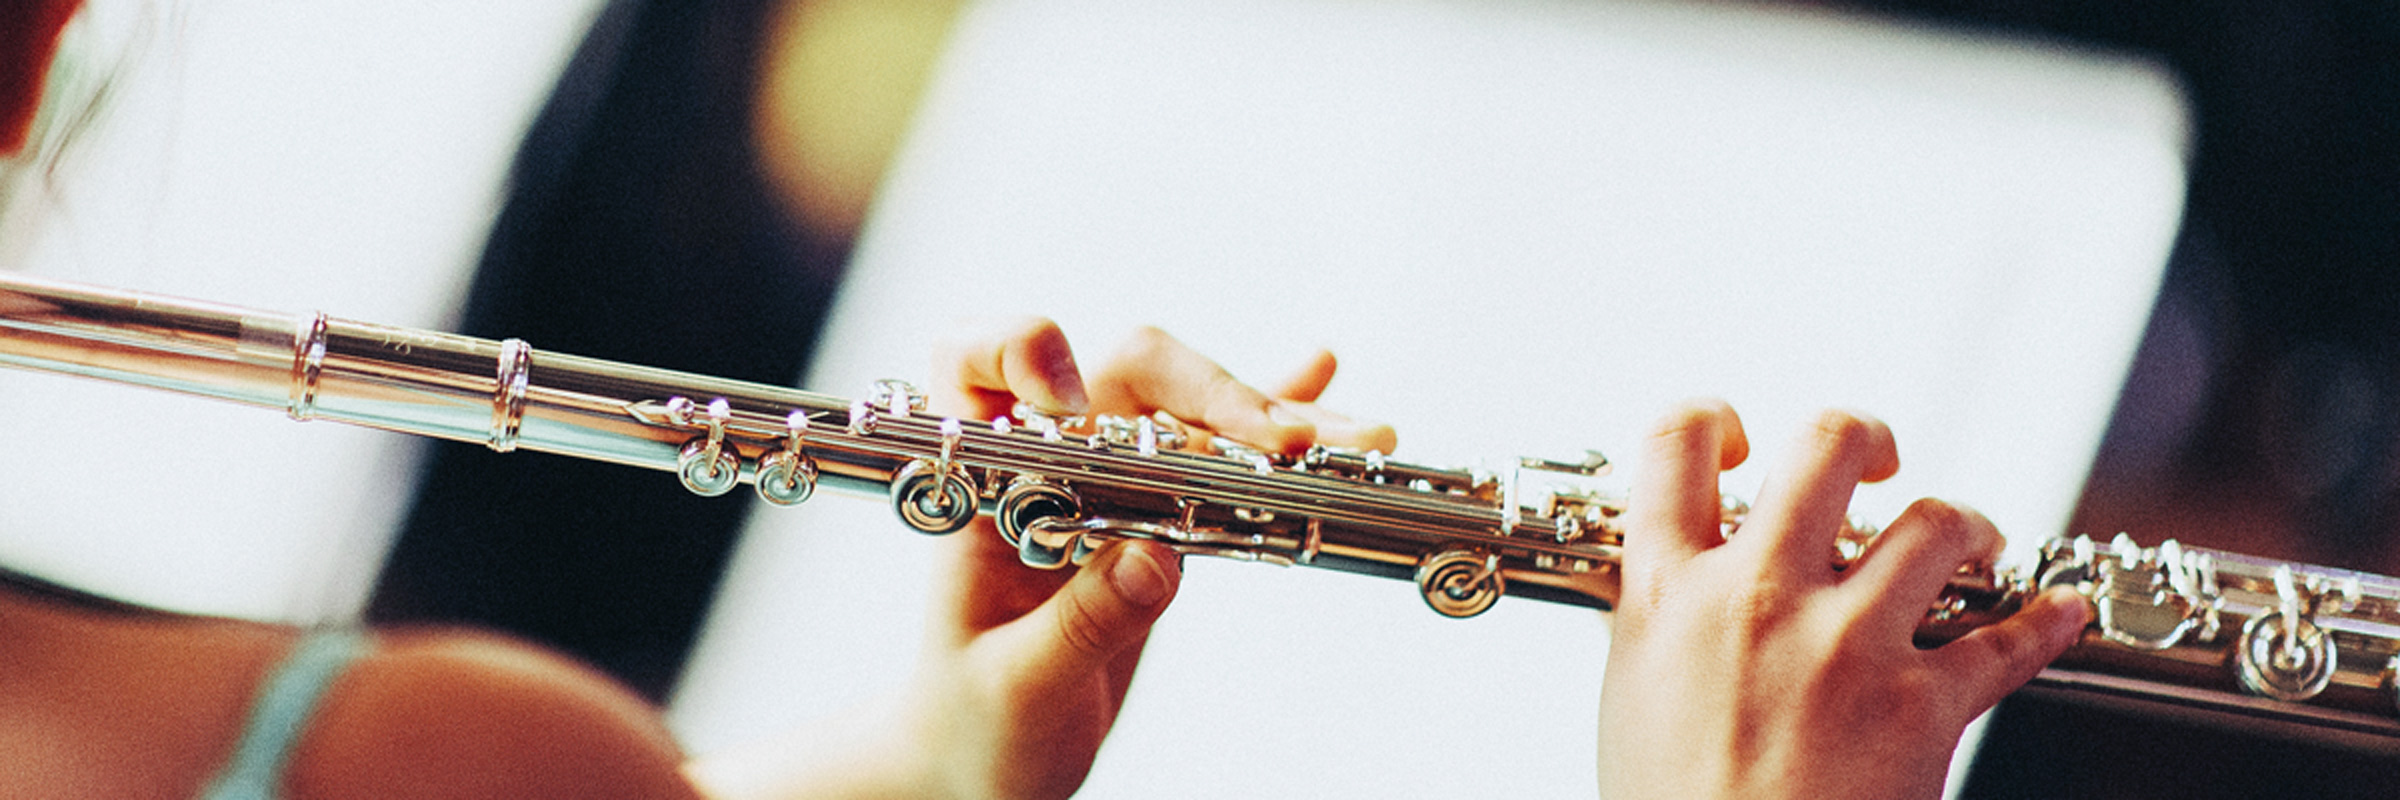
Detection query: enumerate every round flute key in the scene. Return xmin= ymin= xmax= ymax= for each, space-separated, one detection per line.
xmin=677 ymin=438 xmax=741 ymax=497
xmin=2235 ymin=611 xmax=2337 ymax=702
xmin=754 ymin=451 xmax=817 ymax=506
xmin=997 ymin=477 xmax=1079 ymax=547
xmin=890 ymin=458 xmax=977 ymax=534
xmin=1416 ymin=548 xmax=1505 ymax=618
xmin=755 ymin=410 xmax=817 ymax=506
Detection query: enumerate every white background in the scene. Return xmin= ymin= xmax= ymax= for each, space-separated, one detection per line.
xmin=670 ymin=1 xmax=2188 ymax=798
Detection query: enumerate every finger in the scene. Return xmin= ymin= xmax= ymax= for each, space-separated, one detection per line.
xmin=1626 ymin=399 xmax=1750 ymax=567
xmin=976 ymin=540 xmax=1182 ymax=698
xmin=1738 ymin=410 xmax=1899 ymax=576
xmin=1924 ymin=586 xmax=2089 ymax=725
xmin=1837 ymin=498 xmax=2002 ymax=632
xmin=1269 ymin=400 xmax=1398 ymax=454
xmin=930 ymin=518 xmax=1073 ymax=644
xmin=931 ymin=316 xmax=1090 ymax=420
xmin=1089 ymin=326 xmax=1314 ymax=455
xmin=1269 ymin=349 xmax=1340 ymax=403
xmin=1266 ymin=349 xmax=1396 ymax=453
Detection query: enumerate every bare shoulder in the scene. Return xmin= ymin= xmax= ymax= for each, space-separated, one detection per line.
xmin=288 ymin=627 xmax=703 ymax=800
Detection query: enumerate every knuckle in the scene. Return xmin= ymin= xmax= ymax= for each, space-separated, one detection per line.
xmin=1116 ymin=325 xmax=1175 ymax=360
xmin=1903 ymin=498 xmax=1967 ymax=537
xmin=1052 ymin=588 xmax=1117 ymax=660
xmin=1015 ymin=315 xmax=1065 ymax=339
xmin=1805 ymin=409 xmax=1876 ymax=453
xmin=1648 ymin=400 xmax=1726 ymax=443
xmin=1000 ymin=316 xmax=1069 ymax=356
xmin=1977 ymin=622 xmax=2043 ymax=670
xmin=1820 ymin=604 xmax=1887 ymax=662
xmin=1644 ymin=405 xmax=1726 ymax=464
xmin=1200 ymin=368 xmax=1254 ymax=412
xmin=954 ymin=315 xmax=1042 ymax=351
xmin=1720 ymin=579 xmax=1794 ymax=637
xmin=1885 ymin=668 xmax=1946 ymax=718
xmin=1900 ymin=498 xmax=2002 ymax=564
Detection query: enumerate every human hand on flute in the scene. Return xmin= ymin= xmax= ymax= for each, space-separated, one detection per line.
xmin=1596 ymin=401 xmax=2092 ymax=800
xmin=689 ymin=319 xmax=1393 ymax=800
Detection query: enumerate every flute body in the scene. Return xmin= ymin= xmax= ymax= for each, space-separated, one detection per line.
xmin=5 ymin=273 xmax=2399 ymax=745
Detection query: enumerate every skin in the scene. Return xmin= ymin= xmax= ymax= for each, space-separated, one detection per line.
xmin=0 ymin=592 xmax=696 ymax=800
xmin=1597 ymin=400 xmax=2091 ymax=799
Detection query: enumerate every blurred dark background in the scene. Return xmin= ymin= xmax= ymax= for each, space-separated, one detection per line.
xmin=1841 ymin=2 xmax=2400 ymax=797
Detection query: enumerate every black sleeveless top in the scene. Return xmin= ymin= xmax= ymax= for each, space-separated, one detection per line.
xmin=366 ymin=0 xmax=844 ymax=702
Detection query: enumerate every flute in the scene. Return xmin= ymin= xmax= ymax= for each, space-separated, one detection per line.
xmin=5 ymin=273 xmax=2398 ymax=745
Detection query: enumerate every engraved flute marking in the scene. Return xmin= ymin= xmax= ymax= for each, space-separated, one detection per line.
xmin=286 ymin=312 xmax=328 ymax=421
xmin=487 ymin=338 xmax=533 ymax=453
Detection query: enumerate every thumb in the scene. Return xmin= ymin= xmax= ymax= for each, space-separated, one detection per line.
xmin=987 ymin=540 xmax=1181 ymax=688
xmin=1930 ymin=585 xmax=2090 ymax=724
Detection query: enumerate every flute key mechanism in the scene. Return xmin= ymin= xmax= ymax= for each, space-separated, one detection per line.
xmin=754 ymin=410 xmax=818 ymax=507
xmin=10 ymin=273 xmax=2400 ymax=739
xmin=996 ymin=476 xmax=1079 ymax=548
xmin=889 ymin=417 xmax=979 ymax=535
xmin=669 ymin=397 xmax=742 ymax=498
xmin=2234 ymin=565 xmax=2350 ymax=702
xmin=1417 ymin=548 xmax=1505 ymax=619
xmin=2037 ymin=533 xmax=2216 ymax=651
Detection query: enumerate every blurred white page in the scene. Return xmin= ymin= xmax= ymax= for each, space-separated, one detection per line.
xmin=675 ymin=0 xmax=2186 ymax=797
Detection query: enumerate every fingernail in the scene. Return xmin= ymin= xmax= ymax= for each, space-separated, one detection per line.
xmin=1267 ymin=402 xmax=1308 ymax=430
xmin=1109 ymin=545 xmax=1175 ymax=607
xmin=2042 ymin=586 xmax=2092 ymax=635
xmin=1041 ymin=355 xmax=1090 ymax=415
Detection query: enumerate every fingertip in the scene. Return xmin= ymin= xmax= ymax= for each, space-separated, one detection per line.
xmin=2036 ymin=585 xmax=2093 ymax=645
xmin=1107 ymin=541 xmax=1180 ymax=609
xmin=1715 ymin=402 xmax=1750 ymax=470
xmin=1262 ymin=402 xmax=1321 ymax=455
xmin=1014 ymin=318 xmax=1090 ymax=415
xmin=1932 ymin=585 xmax=2090 ymax=721
xmin=1632 ymin=398 xmax=1747 ymax=563
xmin=1273 ymin=349 xmax=1340 ymax=403
xmin=1347 ymin=420 xmax=1400 ymax=455
xmin=1965 ymin=506 xmax=2006 ymax=568
xmin=1855 ymin=413 xmax=1901 ymax=483
xmin=1647 ymin=398 xmax=1746 ymax=468
xmin=937 ymin=316 xmax=1091 ymax=418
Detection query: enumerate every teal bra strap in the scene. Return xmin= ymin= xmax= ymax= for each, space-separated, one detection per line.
xmin=197 ymin=628 xmax=371 ymax=800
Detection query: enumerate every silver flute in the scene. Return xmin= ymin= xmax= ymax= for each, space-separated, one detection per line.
xmin=4 ymin=273 xmax=2398 ymax=746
